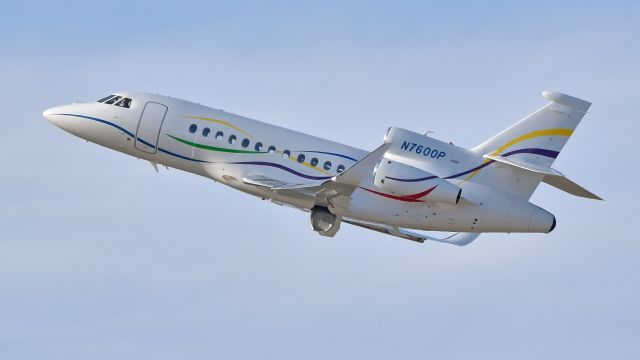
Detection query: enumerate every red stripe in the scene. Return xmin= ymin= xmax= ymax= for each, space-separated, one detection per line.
xmin=359 ymin=186 xmax=437 ymax=202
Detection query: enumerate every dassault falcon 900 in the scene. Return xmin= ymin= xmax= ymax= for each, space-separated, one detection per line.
xmin=44 ymin=91 xmax=601 ymax=246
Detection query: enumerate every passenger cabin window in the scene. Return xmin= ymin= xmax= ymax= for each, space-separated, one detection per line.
xmin=189 ymin=124 xmax=197 ymax=133
xmin=310 ymin=157 xmax=319 ymax=167
xmin=268 ymin=146 xmax=276 ymax=154
xmin=254 ymin=142 xmax=263 ymax=151
xmin=297 ymin=154 xmax=305 ymax=163
xmin=282 ymin=150 xmax=290 ymax=159
xmin=337 ymin=164 xmax=346 ymax=173
xmin=241 ymin=138 xmax=250 ymax=148
xmin=323 ymin=161 xmax=332 ymax=170
xmin=202 ymin=128 xmax=210 ymax=137
xmin=228 ymin=135 xmax=237 ymax=144
xmin=215 ymin=131 xmax=224 ymax=140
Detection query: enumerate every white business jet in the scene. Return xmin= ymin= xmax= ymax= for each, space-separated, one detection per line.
xmin=44 ymin=91 xmax=600 ymax=246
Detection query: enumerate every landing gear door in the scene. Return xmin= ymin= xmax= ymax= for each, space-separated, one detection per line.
xmin=135 ymin=102 xmax=168 ymax=154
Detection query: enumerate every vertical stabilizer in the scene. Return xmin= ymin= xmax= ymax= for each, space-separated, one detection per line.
xmin=469 ymin=91 xmax=591 ymax=199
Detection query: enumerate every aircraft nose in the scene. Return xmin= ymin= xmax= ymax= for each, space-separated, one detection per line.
xmin=43 ymin=106 xmax=62 ymax=126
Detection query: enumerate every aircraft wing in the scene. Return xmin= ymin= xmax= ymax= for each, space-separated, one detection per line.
xmin=314 ymin=143 xmax=392 ymax=208
xmin=343 ymin=218 xmax=480 ymax=246
xmin=242 ymin=143 xmax=392 ymax=206
xmin=242 ymin=174 xmax=323 ymax=190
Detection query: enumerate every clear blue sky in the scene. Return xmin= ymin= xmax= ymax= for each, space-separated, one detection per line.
xmin=1 ymin=1 xmax=639 ymax=359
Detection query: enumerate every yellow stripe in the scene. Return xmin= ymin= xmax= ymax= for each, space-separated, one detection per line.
xmin=277 ymin=152 xmax=332 ymax=175
xmin=460 ymin=128 xmax=574 ymax=183
xmin=299 ymin=161 xmax=332 ymax=175
xmin=184 ymin=116 xmax=253 ymax=138
xmin=489 ymin=128 xmax=573 ymax=156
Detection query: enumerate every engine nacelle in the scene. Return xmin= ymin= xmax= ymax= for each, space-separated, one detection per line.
xmin=310 ymin=206 xmax=341 ymax=237
xmin=373 ymin=159 xmax=462 ymax=204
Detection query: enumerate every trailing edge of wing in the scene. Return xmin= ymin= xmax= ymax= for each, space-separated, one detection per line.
xmin=343 ymin=218 xmax=480 ymax=246
xmin=243 ymin=143 xmax=391 ymax=193
xmin=242 ymin=174 xmax=322 ymax=190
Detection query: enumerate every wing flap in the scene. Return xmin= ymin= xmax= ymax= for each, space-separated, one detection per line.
xmin=242 ymin=174 xmax=322 ymax=190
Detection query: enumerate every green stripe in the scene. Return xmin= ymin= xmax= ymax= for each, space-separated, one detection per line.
xmin=167 ymin=134 xmax=266 ymax=154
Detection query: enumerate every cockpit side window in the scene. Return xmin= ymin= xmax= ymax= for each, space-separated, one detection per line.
xmin=104 ymin=96 xmax=122 ymax=105
xmin=114 ymin=97 xmax=132 ymax=108
xmin=97 ymin=95 xmax=115 ymax=103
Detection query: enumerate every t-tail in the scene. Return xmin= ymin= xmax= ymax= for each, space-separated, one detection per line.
xmin=469 ymin=90 xmax=601 ymax=201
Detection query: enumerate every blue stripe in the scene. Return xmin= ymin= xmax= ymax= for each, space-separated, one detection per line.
xmin=445 ymin=161 xmax=495 ymax=179
xmin=385 ymin=175 xmax=438 ymax=183
xmin=55 ymin=113 xmax=159 ymax=148
xmin=55 ymin=113 xmax=206 ymax=163
xmin=159 ymin=148 xmax=209 ymax=162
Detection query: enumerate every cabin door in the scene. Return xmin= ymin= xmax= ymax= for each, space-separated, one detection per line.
xmin=135 ymin=102 xmax=168 ymax=153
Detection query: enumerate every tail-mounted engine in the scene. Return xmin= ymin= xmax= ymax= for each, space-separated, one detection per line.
xmin=373 ymin=159 xmax=462 ymax=204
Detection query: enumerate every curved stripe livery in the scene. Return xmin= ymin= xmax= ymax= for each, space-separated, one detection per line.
xmin=386 ymin=175 xmax=438 ymax=183
xmin=382 ymin=147 xmax=559 ymax=183
xmin=167 ymin=134 xmax=266 ymax=154
xmin=166 ymin=134 xmax=333 ymax=175
xmin=53 ymin=114 xmax=334 ymax=179
xmin=183 ymin=115 xmax=254 ymax=138
xmin=459 ymin=128 xmax=571 ymax=183
xmin=53 ymin=113 xmax=568 ymax=204
xmin=359 ymin=185 xmax=437 ymax=203
xmin=229 ymin=161 xmax=332 ymax=181
xmin=489 ymin=128 xmax=573 ymax=156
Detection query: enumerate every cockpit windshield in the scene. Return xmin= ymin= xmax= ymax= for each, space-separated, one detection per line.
xmin=105 ymin=96 xmax=122 ymax=104
xmin=97 ymin=95 xmax=115 ymax=103
xmin=96 ymin=94 xmax=132 ymax=108
xmin=114 ymin=97 xmax=132 ymax=108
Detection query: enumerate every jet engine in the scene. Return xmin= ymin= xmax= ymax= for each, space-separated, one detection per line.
xmin=310 ymin=206 xmax=341 ymax=237
xmin=373 ymin=159 xmax=462 ymax=204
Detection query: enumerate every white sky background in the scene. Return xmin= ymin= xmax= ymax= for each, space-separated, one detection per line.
xmin=1 ymin=1 xmax=639 ymax=358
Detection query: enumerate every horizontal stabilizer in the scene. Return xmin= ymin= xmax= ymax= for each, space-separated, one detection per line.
xmin=541 ymin=174 xmax=602 ymax=200
xmin=343 ymin=218 xmax=480 ymax=246
xmin=484 ymin=154 xmax=602 ymax=200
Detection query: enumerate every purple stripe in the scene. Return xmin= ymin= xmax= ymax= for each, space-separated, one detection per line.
xmin=445 ymin=148 xmax=559 ymax=179
xmin=228 ymin=161 xmax=332 ymax=180
xmin=502 ymin=148 xmax=559 ymax=159
xmin=445 ymin=161 xmax=495 ymax=179
xmin=385 ymin=175 xmax=438 ymax=183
